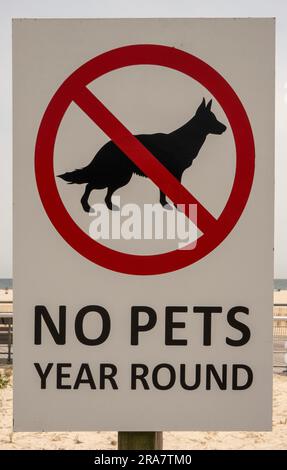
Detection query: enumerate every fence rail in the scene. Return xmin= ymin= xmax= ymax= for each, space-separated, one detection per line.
xmin=273 ymin=304 xmax=287 ymax=370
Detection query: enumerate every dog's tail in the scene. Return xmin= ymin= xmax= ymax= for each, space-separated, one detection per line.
xmin=57 ymin=167 xmax=90 ymax=184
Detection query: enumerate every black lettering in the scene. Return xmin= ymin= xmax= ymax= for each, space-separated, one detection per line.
xmin=193 ymin=306 xmax=222 ymax=346
xmin=75 ymin=305 xmax=110 ymax=346
xmin=226 ymin=306 xmax=251 ymax=346
xmin=131 ymin=364 xmax=149 ymax=389
xmin=232 ymin=364 xmax=253 ymax=390
xmin=180 ymin=363 xmax=201 ymax=390
xmin=152 ymin=363 xmax=176 ymax=390
xmin=34 ymin=362 xmax=53 ymax=389
xmin=34 ymin=305 xmax=66 ymax=345
xmin=100 ymin=364 xmax=118 ymax=390
xmin=57 ymin=363 xmax=72 ymax=389
xmin=131 ymin=306 xmax=157 ymax=345
xmin=74 ymin=363 xmax=96 ymax=389
xmin=206 ymin=364 xmax=227 ymax=390
xmin=165 ymin=306 xmax=188 ymax=345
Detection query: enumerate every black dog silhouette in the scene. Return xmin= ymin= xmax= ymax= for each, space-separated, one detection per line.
xmin=58 ymin=98 xmax=226 ymax=212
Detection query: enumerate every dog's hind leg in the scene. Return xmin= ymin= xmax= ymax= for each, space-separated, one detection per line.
xmin=105 ymin=185 xmax=122 ymax=211
xmin=160 ymin=190 xmax=173 ymax=210
xmin=172 ymin=173 xmax=184 ymax=211
xmin=105 ymin=175 xmax=132 ymax=211
xmin=81 ymin=183 xmax=94 ymax=213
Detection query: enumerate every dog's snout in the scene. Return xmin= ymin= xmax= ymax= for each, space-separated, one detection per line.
xmin=215 ymin=122 xmax=227 ymax=135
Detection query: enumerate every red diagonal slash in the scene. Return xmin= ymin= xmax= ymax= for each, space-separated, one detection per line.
xmin=73 ymin=86 xmax=217 ymax=233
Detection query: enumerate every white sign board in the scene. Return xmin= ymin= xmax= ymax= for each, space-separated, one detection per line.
xmin=13 ymin=18 xmax=274 ymax=430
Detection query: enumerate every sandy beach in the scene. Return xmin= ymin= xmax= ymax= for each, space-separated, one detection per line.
xmin=0 ymin=368 xmax=286 ymax=450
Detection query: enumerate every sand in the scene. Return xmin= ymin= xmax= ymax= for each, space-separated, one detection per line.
xmin=274 ymin=290 xmax=287 ymax=305
xmin=0 ymin=369 xmax=286 ymax=450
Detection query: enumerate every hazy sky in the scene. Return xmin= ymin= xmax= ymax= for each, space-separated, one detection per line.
xmin=0 ymin=0 xmax=286 ymax=278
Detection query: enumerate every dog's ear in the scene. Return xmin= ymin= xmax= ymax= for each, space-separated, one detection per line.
xmin=196 ymin=98 xmax=206 ymax=114
xmin=206 ymin=99 xmax=212 ymax=111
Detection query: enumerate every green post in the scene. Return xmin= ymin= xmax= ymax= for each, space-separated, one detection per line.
xmin=118 ymin=432 xmax=163 ymax=450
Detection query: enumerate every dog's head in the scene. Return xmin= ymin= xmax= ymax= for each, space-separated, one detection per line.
xmin=196 ymin=98 xmax=226 ymax=135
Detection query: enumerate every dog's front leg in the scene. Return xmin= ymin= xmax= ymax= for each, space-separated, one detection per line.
xmin=159 ymin=190 xmax=173 ymax=210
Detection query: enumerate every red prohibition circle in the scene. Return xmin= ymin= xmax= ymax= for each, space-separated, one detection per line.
xmin=35 ymin=44 xmax=255 ymax=275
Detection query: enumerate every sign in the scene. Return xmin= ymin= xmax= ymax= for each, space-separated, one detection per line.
xmin=35 ymin=44 xmax=255 ymax=275
xmin=14 ymin=18 xmax=274 ymax=430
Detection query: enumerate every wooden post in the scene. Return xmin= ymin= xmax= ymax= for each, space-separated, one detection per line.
xmin=118 ymin=432 xmax=163 ymax=450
